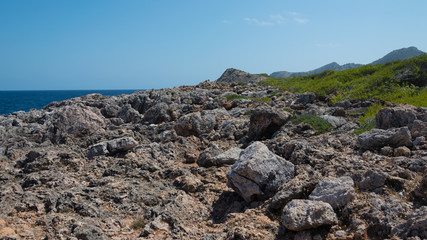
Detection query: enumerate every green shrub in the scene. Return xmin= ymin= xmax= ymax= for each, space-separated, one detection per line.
xmin=291 ymin=114 xmax=334 ymax=134
xmin=224 ymin=94 xmax=250 ymax=101
xmin=224 ymin=95 xmax=272 ymax=103
xmin=354 ymin=117 xmax=376 ymax=135
xmin=131 ymin=219 xmax=146 ymax=229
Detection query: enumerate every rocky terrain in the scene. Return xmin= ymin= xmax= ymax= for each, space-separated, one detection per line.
xmin=0 ymin=71 xmax=426 ymax=239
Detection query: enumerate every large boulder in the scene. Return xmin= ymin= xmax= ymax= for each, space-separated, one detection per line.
xmin=281 ymin=199 xmax=337 ymax=231
xmin=308 ymin=176 xmax=355 ymax=209
xmin=227 ymin=142 xmax=295 ymax=202
xmin=52 ymin=105 xmax=105 ymax=141
xmin=249 ymin=107 xmax=291 ymax=140
xmin=357 ymin=127 xmax=412 ymax=150
xmin=143 ymin=102 xmax=171 ymax=124
xmin=376 ymin=106 xmax=417 ymax=129
xmin=174 ymin=111 xmax=216 ymax=137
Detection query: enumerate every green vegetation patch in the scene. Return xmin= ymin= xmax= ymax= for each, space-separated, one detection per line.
xmin=354 ymin=104 xmax=385 ymax=135
xmin=131 ymin=219 xmax=147 ymax=229
xmin=224 ymin=94 xmax=272 ymax=103
xmin=291 ymin=114 xmax=334 ymax=134
xmin=259 ymin=54 xmax=427 ymax=107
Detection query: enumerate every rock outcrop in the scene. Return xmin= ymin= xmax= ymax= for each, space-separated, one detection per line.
xmin=216 ymin=68 xmax=268 ymax=84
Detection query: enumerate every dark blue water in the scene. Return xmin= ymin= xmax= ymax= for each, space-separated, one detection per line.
xmin=0 ymin=90 xmax=140 ymax=115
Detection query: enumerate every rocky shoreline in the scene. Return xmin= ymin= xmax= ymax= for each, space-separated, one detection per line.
xmin=0 ymin=74 xmax=426 ymax=239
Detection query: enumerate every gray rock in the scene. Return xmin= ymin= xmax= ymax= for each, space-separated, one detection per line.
xmin=210 ymin=147 xmax=242 ymax=166
xmin=87 ymin=142 xmax=109 ymax=159
xmin=320 ymin=115 xmax=347 ymax=128
xmin=227 ymin=141 xmax=295 ymax=202
xmin=410 ymin=120 xmax=427 ymax=138
xmin=106 ymin=137 xmax=138 ymax=154
xmin=72 ymin=222 xmax=106 ymax=240
xmin=357 ymin=127 xmax=413 ymax=150
xmin=197 ymin=145 xmax=222 ymax=167
xmin=413 ymin=136 xmax=425 ymax=146
xmin=249 ymin=107 xmax=291 ymax=140
xmin=219 ymin=118 xmax=249 ymax=140
xmin=174 ymin=111 xmax=216 ymax=137
xmin=356 ymin=170 xmax=388 ymax=191
xmin=87 ymin=137 xmax=138 ymax=158
xmin=376 ymin=106 xmax=417 ymax=129
xmin=294 ymin=93 xmax=316 ymax=105
xmin=143 ymin=102 xmax=171 ymax=123
xmin=309 ymin=176 xmax=355 ymax=209
xmin=405 ymin=206 xmax=427 ymax=239
xmin=268 ymin=176 xmax=318 ymax=211
xmin=281 ymin=199 xmax=337 ymax=231
xmin=52 ymin=105 xmax=105 ymax=141
xmin=117 ymin=104 xmax=143 ymax=123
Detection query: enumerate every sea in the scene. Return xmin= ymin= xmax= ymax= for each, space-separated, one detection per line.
xmin=0 ymin=90 xmax=141 ymax=115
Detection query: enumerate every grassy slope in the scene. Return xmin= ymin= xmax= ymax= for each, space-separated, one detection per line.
xmin=261 ymin=54 xmax=427 ymax=107
xmin=260 ymin=54 xmax=427 ymax=133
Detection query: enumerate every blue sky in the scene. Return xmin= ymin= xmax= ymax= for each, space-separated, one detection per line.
xmin=1 ymin=0 xmax=426 ymax=90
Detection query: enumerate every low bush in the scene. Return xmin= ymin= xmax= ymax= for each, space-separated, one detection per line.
xmin=291 ymin=114 xmax=334 ymax=134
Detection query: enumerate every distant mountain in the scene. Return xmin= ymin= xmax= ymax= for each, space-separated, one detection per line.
xmin=271 ymin=46 xmax=426 ymax=78
xmin=271 ymin=62 xmax=363 ymax=78
xmin=370 ymin=46 xmax=425 ymax=65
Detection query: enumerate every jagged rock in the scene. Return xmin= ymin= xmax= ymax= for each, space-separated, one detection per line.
xmin=210 ymin=147 xmax=242 ymax=166
xmin=72 ymin=222 xmax=106 ymax=240
xmin=143 ymin=102 xmax=171 ymax=124
xmin=357 ymin=127 xmax=413 ymax=150
xmin=308 ymin=176 xmax=355 ymax=209
xmin=410 ymin=120 xmax=427 ymax=138
xmin=281 ymin=199 xmax=337 ymax=231
xmin=197 ymin=144 xmax=222 ymax=167
xmin=88 ymin=137 xmax=138 ymax=158
xmin=117 ymin=104 xmax=143 ymax=123
xmin=249 ymin=107 xmax=291 ymax=140
xmin=268 ymin=176 xmax=318 ymax=211
xmin=216 ymin=68 xmax=268 ymax=83
xmin=355 ymin=170 xmax=388 ymax=191
xmin=227 ymin=142 xmax=295 ymax=202
xmin=219 ymin=119 xmax=249 ymax=140
xmin=294 ymin=93 xmax=316 ymax=105
xmin=87 ymin=142 xmax=109 ymax=158
xmin=174 ymin=111 xmax=216 ymax=137
xmin=404 ymin=206 xmax=427 ymax=239
xmin=52 ymin=105 xmax=105 ymax=141
xmin=376 ymin=106 xmax=417 ymax=129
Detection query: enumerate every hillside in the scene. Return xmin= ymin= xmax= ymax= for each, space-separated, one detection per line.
xmin=271 ymin=46 xmax=425 ymax=78
xmin=370 ymin=46 xmax=426 ymax=65
xmin=271 ymin=62 xmax=363 ymax=78
xmin=262 ymin=54 xmax=427 ymax=105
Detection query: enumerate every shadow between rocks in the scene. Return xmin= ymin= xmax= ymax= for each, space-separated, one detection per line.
xmin=210 ymin=191 xmax=245 ymax=224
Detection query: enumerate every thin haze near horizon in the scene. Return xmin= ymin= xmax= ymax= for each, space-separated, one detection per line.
xmin=1 ymin=0 xmax=426 ymax=90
